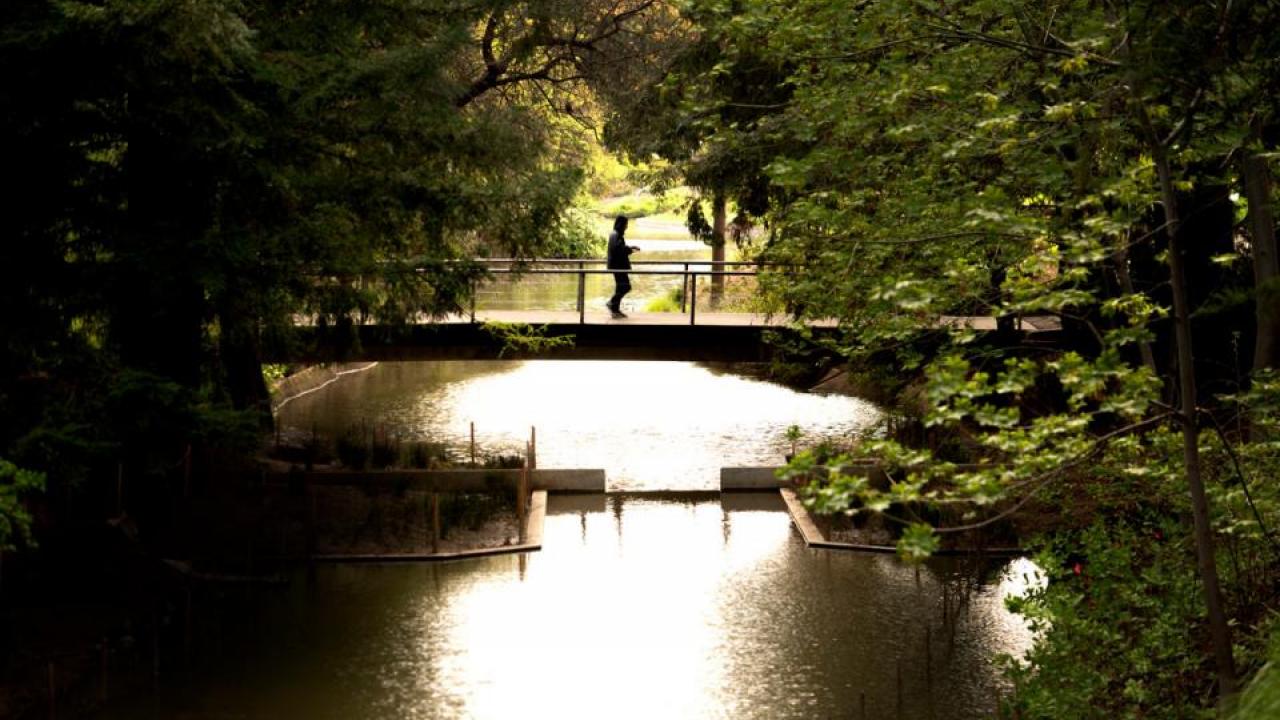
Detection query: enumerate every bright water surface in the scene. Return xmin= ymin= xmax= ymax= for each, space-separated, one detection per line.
xmin=109 ymin=494 xmax=1038 ymax=720
xmin=259 ymin=359 xmax=1039 ymax=720
xmin=276 ymin=360 xmax=879 ymax=491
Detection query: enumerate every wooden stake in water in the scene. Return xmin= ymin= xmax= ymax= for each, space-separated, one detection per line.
xmin=431 ymin=493 xmax=441 ymax=554
xmin=925 ymin=625 xmax=933 ymax=690
xmin=518 ymin=444 xmax=530 ymax=543
xmin=469 ymin=422 xmax=476 ymax=466
xmin=529 ymin=426 xmax=537 ymax=470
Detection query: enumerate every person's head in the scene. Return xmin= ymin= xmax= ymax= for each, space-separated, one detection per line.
xmin=613 ymin=215 xmax=628 ymax=233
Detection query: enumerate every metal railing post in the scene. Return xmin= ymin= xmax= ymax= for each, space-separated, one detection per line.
xmin=689 ymin=273 xmax=698 ymax=326
xmin=681 ymin=263 xmax=689 ymax=313
xmin=576 ymin=262 xmax=585 ymax=324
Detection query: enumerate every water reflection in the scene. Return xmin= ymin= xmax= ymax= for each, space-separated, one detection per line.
xmin=110 ymin=496 xmax=1036 ymax=719
xmin=276 ymin=361 xmax=879 ymax=490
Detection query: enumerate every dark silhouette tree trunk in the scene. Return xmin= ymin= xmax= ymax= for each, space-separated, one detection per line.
xmin=1151 ymin=143 xmax=1238 ymax=699
xmin=119 ymin=126 xmax=207 ymax=389
xmin=711 ymin=191 xmax=726 ymax=307
xmin=218 ymin=297 xmax=272 ymax=428
xmin=1243 ymin=150 xmax=1279 ymax=371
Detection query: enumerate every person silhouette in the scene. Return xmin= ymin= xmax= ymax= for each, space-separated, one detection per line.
xmin=606 ymin=215 xmax=639 ymax=318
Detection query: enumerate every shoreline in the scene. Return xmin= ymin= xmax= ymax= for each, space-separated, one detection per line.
xmin=270 ymin=362 xmax=379 ymax=411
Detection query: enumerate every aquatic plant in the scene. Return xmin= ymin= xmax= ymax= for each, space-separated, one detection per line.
xmin=402 ymin=440 xmax=453 ymax=469
xmin=369 ymin=427 xmax=399 ymax=469
xmin=335 ymin=425 xmax=370 ymax=470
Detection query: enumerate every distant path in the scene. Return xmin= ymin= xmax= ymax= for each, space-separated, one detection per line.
xmin=627 ymin=216 xmax=691 ymax=241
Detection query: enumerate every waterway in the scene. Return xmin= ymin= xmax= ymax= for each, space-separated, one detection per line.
xmin=107 ymin=234 xmax=1038 ymax=718
xmin=105 ymin=494 xmax=1037 ymax=720
xmin=275 ymin=360 xmax=879 ymax=491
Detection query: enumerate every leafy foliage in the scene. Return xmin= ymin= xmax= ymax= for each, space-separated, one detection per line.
xmin=0 ymin=0 xmax=666 ymax=557
xmin=482 ymin=321 xmax=576 ymax=357
xmin=1235 ymin=625 xmax=1280 ymax=720
xmin=630 ymin=0 xmax=1280 ymax=711
xmin=0 ymin=459 xmax=44 ymax=552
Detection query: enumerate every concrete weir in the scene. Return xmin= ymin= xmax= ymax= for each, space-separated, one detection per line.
xmin=719 ymin=466 xmax=784 ymax=490
xmin=719 ymin=463 xmax=889 ymax=491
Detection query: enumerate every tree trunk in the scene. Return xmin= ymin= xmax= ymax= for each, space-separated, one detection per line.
xmin=1243 ymin=150 xmax=1279 ymax=371
xmin=120 ymin=112 xmax=208 ymax=389
xmin=711 ymin=191 xmax=727 ymax=307
xmin=1153 ymin=149 xmax=1238 ymax=699
xmin=218 ymin=299 xmax=272 ymax=429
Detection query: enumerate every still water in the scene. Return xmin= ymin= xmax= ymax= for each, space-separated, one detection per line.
xmin=173 ymin=355 xmax=1041 ymax=719
xmin=276 ymin=361 xmax=880 ymax=491
xmin=109 ymin=495 xmax=1037 ymax=720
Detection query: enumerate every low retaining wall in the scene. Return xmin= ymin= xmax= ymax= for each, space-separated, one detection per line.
xmin=721 ymin=463 xmax=891 ymax=491
xmin=720 ymin=467 xmax=783 ymax=490
xmin=780 ymin=488 xmax=1024 ymax=556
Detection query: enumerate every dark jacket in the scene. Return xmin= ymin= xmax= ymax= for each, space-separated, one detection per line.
xmin=607 ymin=231 xmax=635 ymax=270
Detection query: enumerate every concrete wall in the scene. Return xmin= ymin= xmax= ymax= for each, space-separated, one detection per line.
xmin=720 ymin=467 xmax=785 ymax=490
xmin=720 ymin=463 xmax=889 ymax=491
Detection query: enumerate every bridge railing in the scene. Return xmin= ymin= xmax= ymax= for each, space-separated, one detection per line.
xmin=465 ymin=258 xmax=781 ymax=325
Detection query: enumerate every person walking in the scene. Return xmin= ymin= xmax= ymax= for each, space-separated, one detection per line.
xmin=606 ymin=215 xmax=639 ymax=318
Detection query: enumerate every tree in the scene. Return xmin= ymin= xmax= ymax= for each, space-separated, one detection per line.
xmin=601 ymin=1 xmax=791 ymax=302
xmin=651 ymin=0 xmax=1280 ymax=708
xmin=0 ymin=0 xmax=668 ymax=537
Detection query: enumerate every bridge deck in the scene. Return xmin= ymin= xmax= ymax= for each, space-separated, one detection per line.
xmin=274 ymin=311 xmax=1060 ymax=363
xmin=447 ymin=310 xmax=1060 ymax=331
xmin=442 ymin=309 xmax=825 ymax=327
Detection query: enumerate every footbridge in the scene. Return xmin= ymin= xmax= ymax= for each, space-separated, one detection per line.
xmin=271 ymin=259 xmax=1058 ymax=363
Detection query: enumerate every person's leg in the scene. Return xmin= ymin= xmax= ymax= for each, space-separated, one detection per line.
xmin=611 ymin=273 xmax=631 ymax=313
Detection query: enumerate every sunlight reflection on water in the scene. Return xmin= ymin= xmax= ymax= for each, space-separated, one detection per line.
xmin=108 ymin=496 xmax=1038 ymax=720
xmin=277 ymin=360 xmax=880 ymax=490
xmin=227 ymin=361 xmax=1045 ymax=719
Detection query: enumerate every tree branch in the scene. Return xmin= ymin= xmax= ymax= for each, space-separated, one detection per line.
xmin=931 ymin=411 xmax=1178 ymax=534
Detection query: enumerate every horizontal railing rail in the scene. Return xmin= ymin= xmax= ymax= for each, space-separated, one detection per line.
xmin=460 ymin=260 xmax=770 ymax=326
xmin=468 ymin=258 xmax=781 ymax=267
